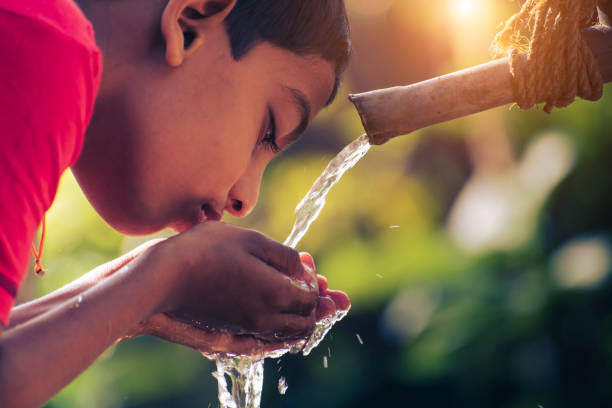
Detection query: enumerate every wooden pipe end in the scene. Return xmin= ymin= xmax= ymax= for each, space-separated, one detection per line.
xmin=348 ymin=93 xmax=391 ymax=145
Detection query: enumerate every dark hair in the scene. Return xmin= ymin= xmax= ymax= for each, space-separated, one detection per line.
xmin=224 ymin=0 xmax=351 ymax=105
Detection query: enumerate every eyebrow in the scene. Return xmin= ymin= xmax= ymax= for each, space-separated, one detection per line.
xmin=283 ymin=87 xmax=312 ymax=146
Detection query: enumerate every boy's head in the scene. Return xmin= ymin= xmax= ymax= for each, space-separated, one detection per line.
xmin=73 ymin=0 xmax=350 ymax=235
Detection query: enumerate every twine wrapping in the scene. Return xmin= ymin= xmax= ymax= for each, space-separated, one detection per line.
xmin=492 ymin=0 xmax=603 ymax=113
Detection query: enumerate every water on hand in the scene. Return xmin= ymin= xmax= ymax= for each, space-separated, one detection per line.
xmin=209 ymin=134 xmax=371 ymax=408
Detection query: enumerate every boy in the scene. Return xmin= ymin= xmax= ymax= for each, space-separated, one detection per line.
xmin=0 ymin=0 xmax=351 ymax=406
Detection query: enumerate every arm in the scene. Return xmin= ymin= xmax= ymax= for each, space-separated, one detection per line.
xmin=9 ymin=241 xmax=349 ymax=358
xmin=7 ymin=240 xmax=163 ymax=329
xmin=0 ymin=222 xmax=323 ymax=408
xmin=0 ymin=245 xmax=173 ymax=408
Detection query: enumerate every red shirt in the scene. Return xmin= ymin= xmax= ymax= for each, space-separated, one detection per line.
xmin=0 ymin=0 xmax=102 ymax=325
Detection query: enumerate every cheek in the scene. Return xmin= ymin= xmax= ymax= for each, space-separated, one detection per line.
xmin=118 ymin=64 xmax=266 ymax=223
xmin=195 ymin=115 xmax=259 ymax=188
xmin=185 ymin=97 xmax=265 ymax=190
xmin=133 ymin=99 xmax=260 ymax=212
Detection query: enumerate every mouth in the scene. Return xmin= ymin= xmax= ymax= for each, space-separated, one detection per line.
xmin=200 ymin=203 xmax=222 ymax=222
xmin=172 ymin=203 xmax=223 ymax=233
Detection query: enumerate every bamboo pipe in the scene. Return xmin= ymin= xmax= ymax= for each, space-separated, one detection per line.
xmin=349 ymin=25 xmax=612 ymax=146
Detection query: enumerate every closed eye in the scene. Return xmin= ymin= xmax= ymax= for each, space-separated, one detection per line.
xmin=261 ymin=109 xmax=280 ymax=153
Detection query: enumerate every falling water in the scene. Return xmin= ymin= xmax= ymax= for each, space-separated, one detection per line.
xmin=208 ymin=134 xmax=371 ymax=408
xmin=283 ymin=134 xmax=372 ymax=248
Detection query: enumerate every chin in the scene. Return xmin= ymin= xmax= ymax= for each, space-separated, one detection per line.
xmin=99 ymin=205 xmax=168 ymax=237
xmin=111 ymin=221 xmax=162 ymax=236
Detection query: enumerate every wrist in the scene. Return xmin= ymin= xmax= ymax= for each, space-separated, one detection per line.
xmin=140 ymin=237 xmax=186 ymax=315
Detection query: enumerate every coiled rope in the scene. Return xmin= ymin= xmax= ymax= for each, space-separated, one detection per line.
xmin=492 ymin=0 xmax=603 ymax=113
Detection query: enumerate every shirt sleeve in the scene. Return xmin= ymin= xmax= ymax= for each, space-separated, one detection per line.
xmin=0 ymin=9 xmax=101 ymax=325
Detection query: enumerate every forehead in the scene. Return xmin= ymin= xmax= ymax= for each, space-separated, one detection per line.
xmin=240 ymin=42 xmax=336 ymax=118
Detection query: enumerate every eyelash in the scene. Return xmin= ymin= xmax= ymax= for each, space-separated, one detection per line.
xmin=262 ymin=109 xmax=280 ymax=153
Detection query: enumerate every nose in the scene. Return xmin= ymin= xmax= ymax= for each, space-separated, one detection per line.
xmin=224 ymin=167 xmax=263 ymax=218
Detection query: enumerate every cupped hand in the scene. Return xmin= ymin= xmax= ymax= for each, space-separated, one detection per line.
xmin=123 ymin=249 xmax=350 ymax=357
xmin=153 ymin=222 xmax=319 ymax=342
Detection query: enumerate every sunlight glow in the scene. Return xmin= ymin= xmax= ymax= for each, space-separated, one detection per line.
xmin=452 ymin=0 xmax=479 ymax=19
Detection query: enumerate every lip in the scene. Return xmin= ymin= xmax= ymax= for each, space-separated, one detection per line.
xmin=201 ymin=203 xmax=223 ymax=222
xmin=172 ymin=203 xmax=223 ymax=233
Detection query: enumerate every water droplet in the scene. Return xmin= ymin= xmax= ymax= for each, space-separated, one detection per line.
xmin=389 ymin=225 xmax=400 ymax=229
xmin=74 ymin=295 xmax=83 ymax=308
xmin=328 ymin=347 xmax=331 ymax=357
xmin=323 ymin=356 xmax=328 ymax=369
xmin=376 ymin=274 xmax=384 ymax=279
xmin=356 ymin=334 xmax=364 ymax=345
xmin=278 ymin=377 xmax=288 ymax=395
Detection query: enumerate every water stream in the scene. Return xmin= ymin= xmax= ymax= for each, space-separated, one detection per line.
xmin=206 ymin=134 xmax=371 ymax=408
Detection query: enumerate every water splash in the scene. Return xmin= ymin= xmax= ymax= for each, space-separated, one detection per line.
xmin=277 ymin=377 xmax=288 ymax=395
xmin=210 ymin=134 xmax=371 ymax=408
xmin=212 ymin=356 xmax=264 ymax=408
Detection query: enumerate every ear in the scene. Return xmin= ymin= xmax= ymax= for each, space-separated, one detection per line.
xmin=161 ymin=0 xmax=237 ymax=67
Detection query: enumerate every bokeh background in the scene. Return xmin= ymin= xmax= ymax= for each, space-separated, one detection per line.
xmin=23 ymin=0 xmax=612 ymax=407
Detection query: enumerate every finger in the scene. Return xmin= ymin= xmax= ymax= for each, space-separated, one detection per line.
xmin=258 ymin=313 xmax=316 ymax=341
xmin=299 ymin=253 xmax=319 ymax=289
xmin=299 ymin=252 xmax=315 ymax=271
xmin=324 ymin=289 xmax=351 ymax=311
xmin=317 ymin=274 xmax=328 ymax=292
xmin=253 ymin=256 xmax=318 ymax=315
xmin=302 ymin=262 xmax=318 ymax=289
xmin=271 ymin=275 xmax=318 ymax=316
xmin=316 ymin=295 xmax=336 ymax=320
xmin=250 ymin=234 xmax=305 ymax=280
xmin=282 ymin=290 xmax=317 ymax=317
